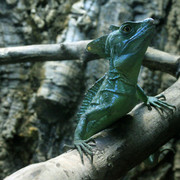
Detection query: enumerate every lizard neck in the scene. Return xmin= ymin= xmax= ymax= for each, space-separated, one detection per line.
xmin=108 ymin=56 xmax=142 ymax=85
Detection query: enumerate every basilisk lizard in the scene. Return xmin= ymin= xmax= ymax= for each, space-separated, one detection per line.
xmin=72 ymin=18 xmax=175 ymax=162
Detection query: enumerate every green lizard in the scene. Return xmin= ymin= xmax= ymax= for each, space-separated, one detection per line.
xmin=73 ymin=18 xmax=175 ymax=162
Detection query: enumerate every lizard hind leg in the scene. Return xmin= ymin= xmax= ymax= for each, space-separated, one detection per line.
xmin=74 ymin=139 xmax=94 ymax=163
xmin=73 ymin=105 xmax=112 ymax=163
xmin=73 ymin=113 xmax=97 ymax=163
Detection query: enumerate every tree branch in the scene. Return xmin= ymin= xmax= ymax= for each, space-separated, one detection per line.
xmin=0 ymin=41 xmax=179 ymax=77
xmin=0 ymin=41 xmax=91 ymax=64
xmin=4 ymin=78 xmax=180 ymax=180
xmin=144 ymin=47 xmax=180 ymax=77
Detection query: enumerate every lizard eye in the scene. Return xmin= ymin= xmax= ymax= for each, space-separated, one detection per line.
xmin=122 ymin=25 xmax=132 ymax=33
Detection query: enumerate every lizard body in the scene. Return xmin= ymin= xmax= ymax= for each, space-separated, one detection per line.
xmin=73 ymin=18 xmax=175 ymax=161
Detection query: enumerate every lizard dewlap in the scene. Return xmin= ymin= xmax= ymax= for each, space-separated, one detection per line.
xmin=73 ymin=18 xmax=175 ymax=162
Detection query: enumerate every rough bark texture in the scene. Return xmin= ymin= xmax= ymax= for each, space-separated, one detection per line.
xmin=0 ymin=0 xmax=180 ymax=179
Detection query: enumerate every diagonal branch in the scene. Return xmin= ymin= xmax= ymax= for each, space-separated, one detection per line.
xmin=4 ymin=78 xmax=180 ymax=180
xmin=0 ymin=41 xmax=179 ymax=77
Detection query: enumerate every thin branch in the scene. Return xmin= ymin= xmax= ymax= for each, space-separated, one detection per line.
xmin=144 ymin=47 xmax=180 ymax=77
xmin=0 ymin=41 xmax=91 ymax=64
xmin=4 ymin=78 xmax=180 ymax=180
xmin=0 ymin=41 xmax=179 ymax=77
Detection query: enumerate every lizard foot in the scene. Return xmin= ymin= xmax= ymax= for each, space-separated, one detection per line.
xmin=74 ymin=139 xmax=95 ymax=163
xmin=146 ymin=94 xmax=176 ymax=112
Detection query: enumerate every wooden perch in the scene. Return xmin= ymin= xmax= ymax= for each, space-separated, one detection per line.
xmin=0 ymin=41 xmax=179 ymax=77
xmin=4 ymin=78 xmax=180 ymax=180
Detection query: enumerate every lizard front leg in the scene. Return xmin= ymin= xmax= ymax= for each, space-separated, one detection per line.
xmin=136 ymin=84 xmax=176 ymax=111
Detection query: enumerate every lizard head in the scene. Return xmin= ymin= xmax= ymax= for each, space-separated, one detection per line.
xmin=106 ymin=18 xmax=155 ymax=57
xmin=86 ymin=18 xmax=155 ymax=59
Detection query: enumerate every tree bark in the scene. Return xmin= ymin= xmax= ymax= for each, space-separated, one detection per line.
xmin=4 ymin=77 xmax=180 ymax=180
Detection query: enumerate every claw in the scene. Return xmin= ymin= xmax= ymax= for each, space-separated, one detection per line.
xmin=156 ymin=100 xmax=176 ymax=111
xmin=156 ymin=94 xmax=166 ymax=101
xmin=82 ymin=142 xmax=93 ymax=151
xmin=150 ymin=101 xmax=164 ymax=112
xmin=74 ymin=139 xmax=95 ymax=163
xmin=88 ymin=142 xmax=96 ymax=146
xmin=81 ymin=143 xmax=93 ymax=156
xmin=85 ymin=137 xmax=96 ymax=143
xmin=75 ymin=144 xmax=84 ymax=164
xmin=147 ymin=96 xmax=176 ymax=112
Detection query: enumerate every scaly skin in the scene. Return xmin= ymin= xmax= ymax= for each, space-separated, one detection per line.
xmin=72 ymin=18 xmax=176 ymax=163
